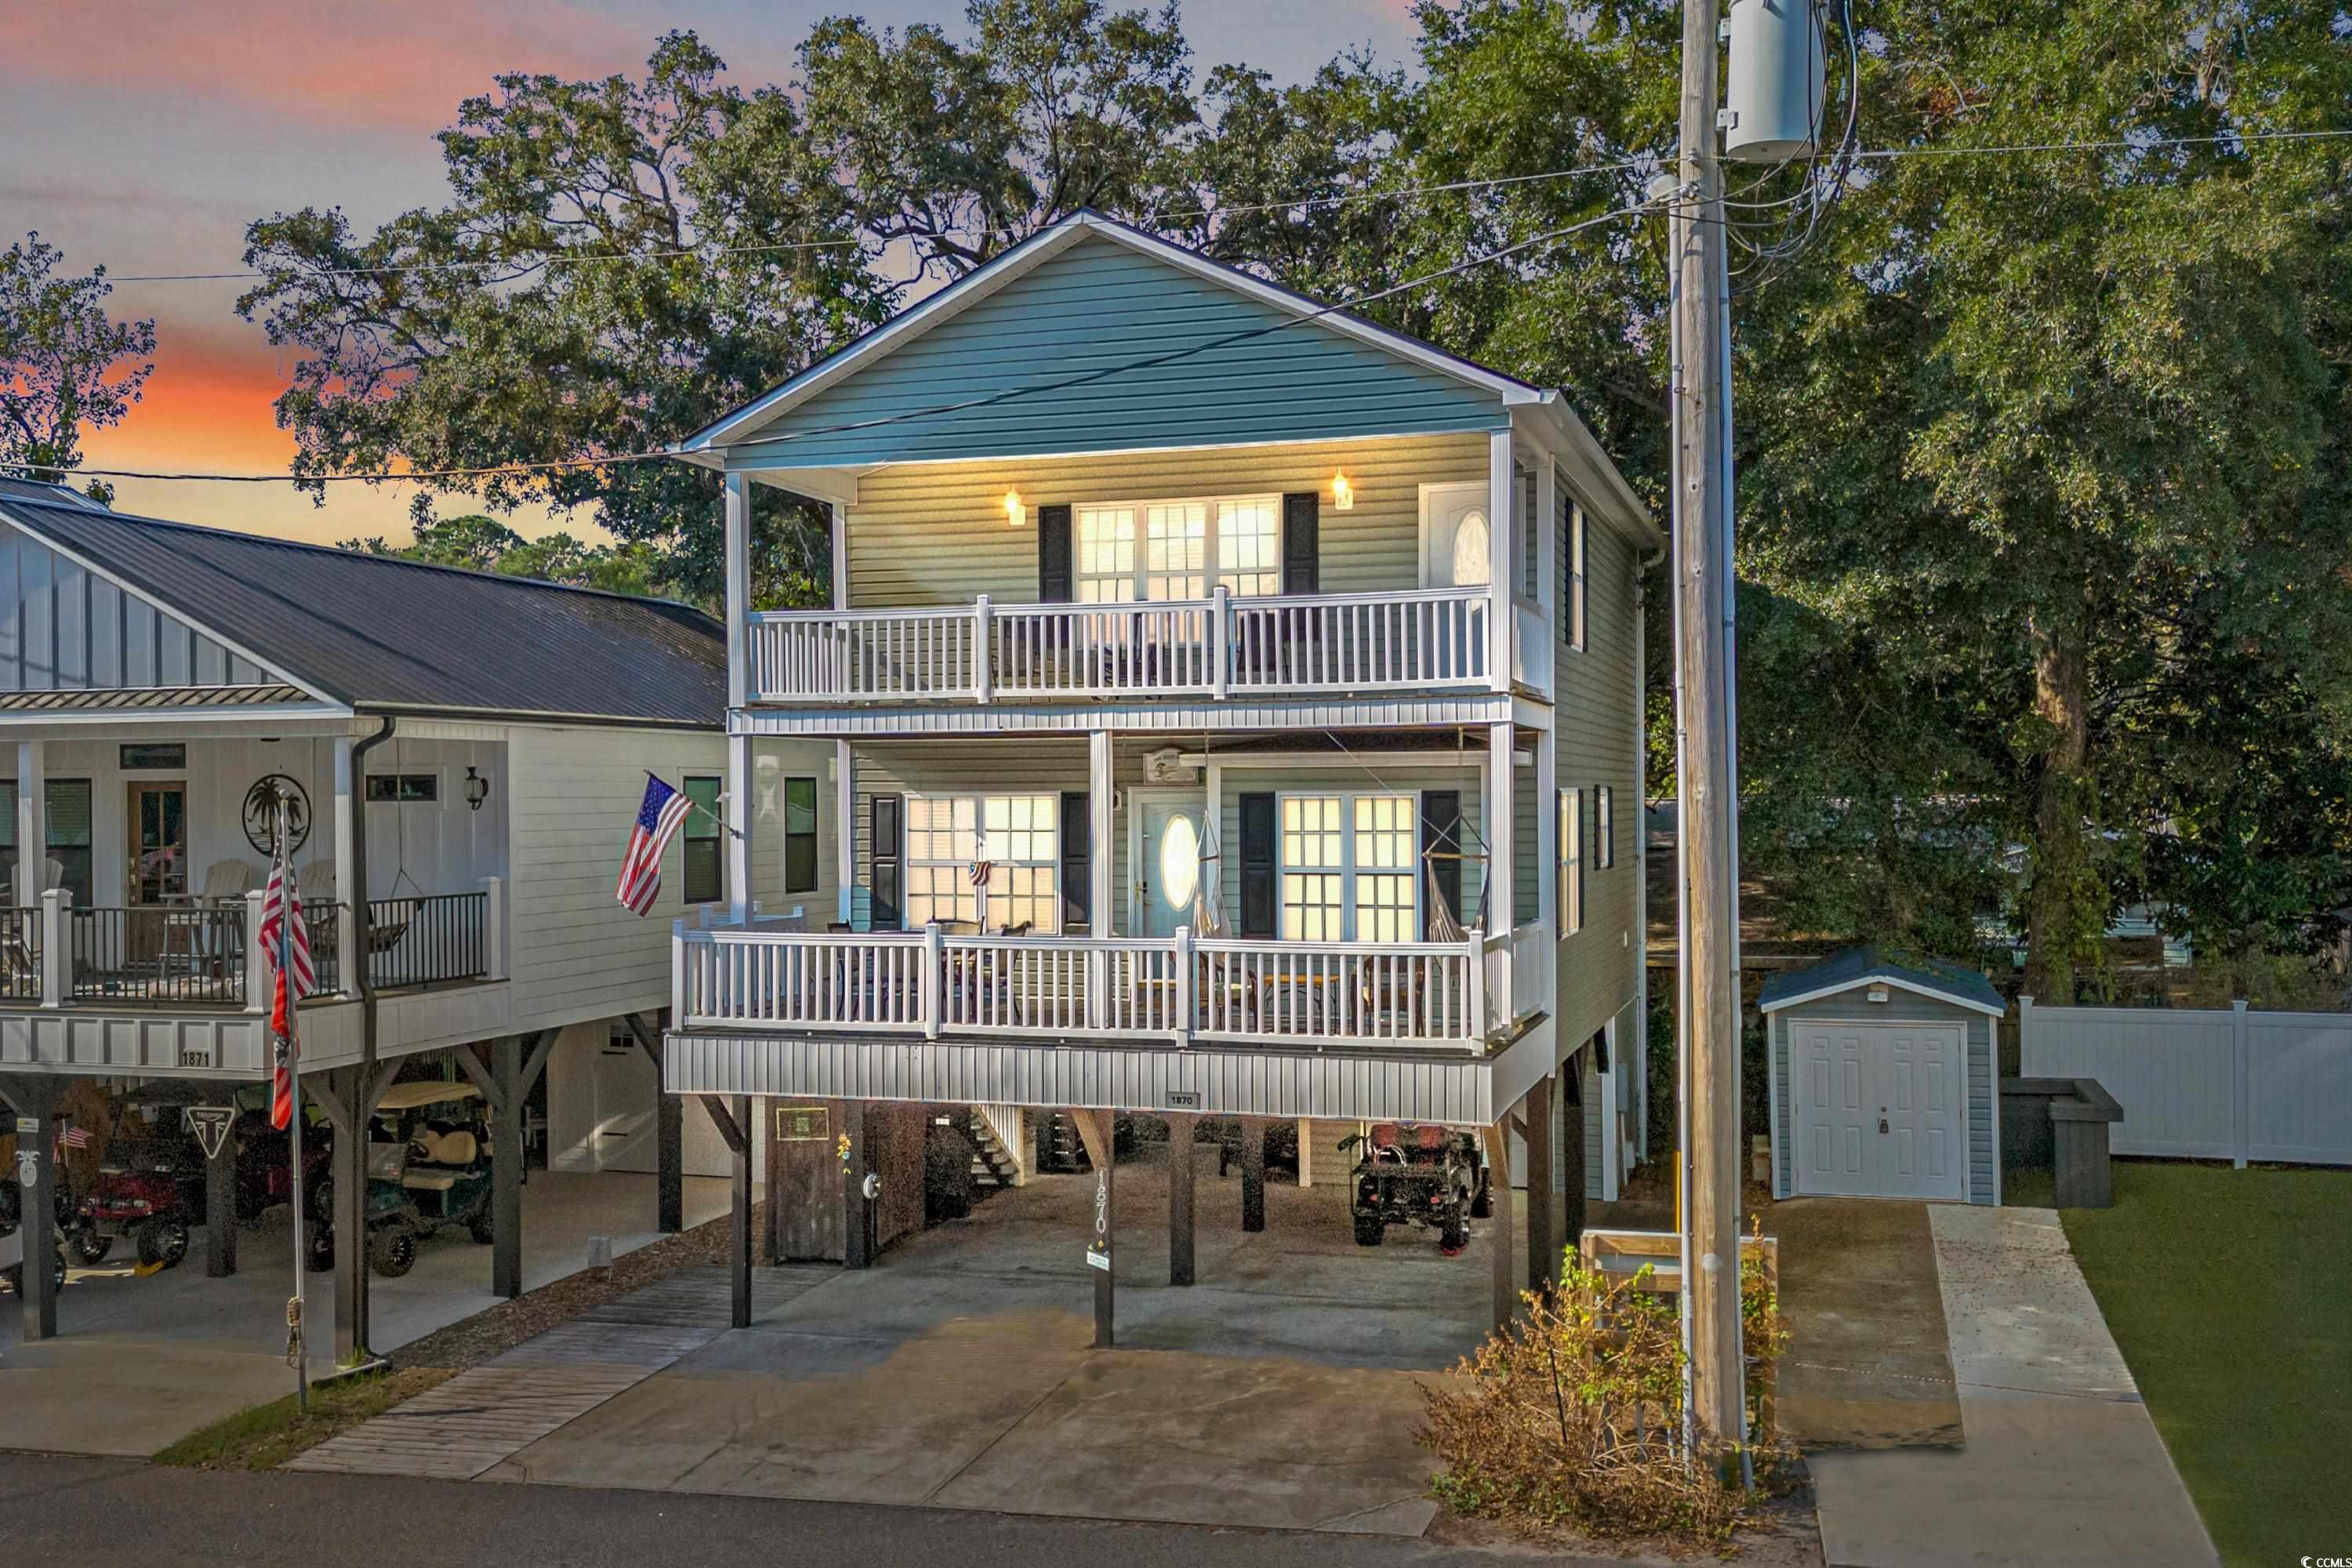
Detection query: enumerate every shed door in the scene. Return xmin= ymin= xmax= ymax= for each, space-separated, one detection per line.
xmin=1794 ymin=1021 xmax=1965 ymax=1200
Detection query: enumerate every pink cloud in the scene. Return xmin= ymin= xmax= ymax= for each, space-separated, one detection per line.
xmin=9 ymin=0 xmax=658 ymax=132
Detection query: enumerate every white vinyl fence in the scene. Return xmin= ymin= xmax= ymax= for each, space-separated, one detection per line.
xmin=2019 ymin=996 xmax=2352 ymax=1167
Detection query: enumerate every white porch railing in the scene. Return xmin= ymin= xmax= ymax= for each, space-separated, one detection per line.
xmin=673 ymin=922 xmax=1492 ymax=1051
xmin=745 ymin=586 xmax=1492 ymax=704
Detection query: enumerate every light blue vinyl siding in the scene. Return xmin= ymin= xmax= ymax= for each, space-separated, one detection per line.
xmin=728 ymin=234 xmax=1508 ymax=468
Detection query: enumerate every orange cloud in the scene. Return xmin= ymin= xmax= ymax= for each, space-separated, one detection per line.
xmin=10 ymin=0 xmax=655 ymax=132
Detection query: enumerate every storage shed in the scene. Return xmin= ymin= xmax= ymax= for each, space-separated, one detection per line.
xmin=1759 ymin=948 xmax=2003 ymax=1205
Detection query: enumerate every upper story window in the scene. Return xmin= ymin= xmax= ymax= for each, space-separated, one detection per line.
xmin=1279 ymin=792 xmax=1417 ymax=943
xmin=682 ymin=775 xmax=722 ymax=905
xmin=1076 ymin=495 xmax=1280 ymax=603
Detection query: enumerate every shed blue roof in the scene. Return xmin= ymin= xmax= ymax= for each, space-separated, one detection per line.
xmin=1756 ymin=946 xmax=2005 ymax=1015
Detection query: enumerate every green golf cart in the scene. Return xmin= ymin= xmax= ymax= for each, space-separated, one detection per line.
xmin=314 ymin=1080 xmax=496 ymax=1278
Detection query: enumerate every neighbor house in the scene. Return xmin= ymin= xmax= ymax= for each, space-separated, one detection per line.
xmin=661 ymin=212 xmax=1661 ymax=1328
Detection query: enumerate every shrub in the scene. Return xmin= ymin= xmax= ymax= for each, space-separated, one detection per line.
xmin=1419 ymin=1246 xmax=1794 ymax=1547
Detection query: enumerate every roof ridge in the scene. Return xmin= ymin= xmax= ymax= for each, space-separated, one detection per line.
xmin=2 ymin=496 xmax=710 ymax=618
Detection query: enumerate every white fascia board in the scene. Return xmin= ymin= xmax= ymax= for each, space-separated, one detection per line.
xmin=1757 ymin=974 xmax=2006 ymax=1018
xmin=1515 ymin=397 xmax=1662 ymax=553
xmin=0 ymin=510 xmax=339 ymax=706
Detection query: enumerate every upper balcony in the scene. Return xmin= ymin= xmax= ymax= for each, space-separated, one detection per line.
xmin=746 ymin=585 xmax=1494 ymax=706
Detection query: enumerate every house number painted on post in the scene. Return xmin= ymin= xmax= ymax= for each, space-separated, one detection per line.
xmin=1086 ymin=1167 xmax=1112 ymax=1271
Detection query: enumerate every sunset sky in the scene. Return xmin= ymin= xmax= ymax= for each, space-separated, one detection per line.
xmin=2 ymin=0 xmax=1421 ymax=545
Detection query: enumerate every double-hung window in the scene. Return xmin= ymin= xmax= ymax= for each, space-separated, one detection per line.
xmin=1279 ymin=792 xmax=1418 ymax=942
xmin=1075 ymin=495 xmax=1281 ymax=602
xmin=681 ymin=775 xmax=722 ymax=906
xmin=782 ymin=776 xmax=819 ymax=894
xmin=905 ymin=793 xmax=1059 ymax=932
xmin=1563 ymin=496 xmax=1588 ymax=652
xmin=1559 ymin=787 xmax=1585 ymax=935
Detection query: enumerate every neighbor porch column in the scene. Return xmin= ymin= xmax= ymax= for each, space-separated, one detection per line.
xmin=724 ymin=472 xmax=755 ymax=926
xmin=331 ymin=735 xmax=359 ymax=993
xmin=490 ymin=1036 xmax=525 ymax=1299
xmin=1166 ymin=1111 xmax=1196 ymax=1287
xmin=5 ymin=1074 xmax=61 ymax=1341
xmin=1486 ymin=723 xmax=1516 ymax=1014
xmin=1488 ymin=429 xmax=1514 ymax=691
xmin=13 ymin=742 xmax=42 ymax=909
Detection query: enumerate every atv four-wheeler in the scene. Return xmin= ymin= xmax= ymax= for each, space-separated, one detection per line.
xmin=1344 ymin=1123 xmax=1491 ymax=1254
xmin=313 ymin=1081 xmax=496 ymax=1278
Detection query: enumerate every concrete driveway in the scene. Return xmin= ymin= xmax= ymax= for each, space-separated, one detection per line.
xmin=448 ymin=1139 xmax=1504 ymax=1537
xmin=0 ymin=1172 xmax=735 ymax=1456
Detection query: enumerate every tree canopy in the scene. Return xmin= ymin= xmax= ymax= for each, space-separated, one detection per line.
xmin=0 ymin=233 xmax=156 ymax=506
xmin=232 ymin=0 xmax=2352 ymax=990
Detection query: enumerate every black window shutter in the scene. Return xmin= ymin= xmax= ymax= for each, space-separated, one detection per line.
xmin=1037 ymin=503 xmax=1073 ymax=602
xmin=1281 ymin=492 xmax=1319 ymax=594
xmin=870 ymin=794 xmax=902 ymax=930
xmin=1239 ymin=791 xmax=1277 ymax=938
xmin=1421 ymin=790 xmax=1462 ymax=938
xmin=1059 ymin=790 xmax=1091 ymax=934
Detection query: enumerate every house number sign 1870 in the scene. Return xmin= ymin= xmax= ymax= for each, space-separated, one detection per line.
xmin=1086 ymin=1167 xmax=1112 ymax=1271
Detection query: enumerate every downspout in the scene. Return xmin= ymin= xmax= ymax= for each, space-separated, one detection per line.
xmin=350 ymin=717 xmax=397 ymax=1078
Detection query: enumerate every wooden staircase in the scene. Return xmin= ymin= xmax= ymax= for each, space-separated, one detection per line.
xmin=967 ymin=1108 xmax=1024 ymax=1190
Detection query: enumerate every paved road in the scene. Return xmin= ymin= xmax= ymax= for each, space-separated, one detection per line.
xmin=0 ymin=1454 xmax=1598 ymax=1567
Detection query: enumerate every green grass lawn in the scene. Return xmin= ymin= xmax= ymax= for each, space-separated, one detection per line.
xmin=2057 ymin=1162 xmax=2352 ymax=1568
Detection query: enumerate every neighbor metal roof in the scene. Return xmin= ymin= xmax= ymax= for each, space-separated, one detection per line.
xmin=1757 ymin=946 xmax=2007 ymax=1016
xmin=0 ymin=684 xmax=310 ymax=711
xmin=0 ymin=496 xmax=727 ymax=728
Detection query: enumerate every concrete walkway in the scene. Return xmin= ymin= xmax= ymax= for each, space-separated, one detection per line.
xmin=1 ymin=1172 xmax=735 ymax=1457
xmin=1807 ymin=1206 xmax=2219 ymax=1568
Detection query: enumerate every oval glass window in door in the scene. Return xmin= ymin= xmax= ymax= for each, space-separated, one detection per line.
xmin=1451 ymin=509 xmax=1490 ymax=586
xmin=1158 ymin=815 xmax=1201 ymax=913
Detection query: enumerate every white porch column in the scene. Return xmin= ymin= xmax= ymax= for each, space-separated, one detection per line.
xmin=15 ymin=740 xmax=43 ymax=908
xmin=830 ymin=501 xmax=849 ymax=612
xmin=727 ymin=734 xmax=755 ymax=927
xmin=725 ymin=472 xmax=751 ymax=709
xmin=834 ymin=740 xmax=855 ymax=927
xmin=1488 ymin=429 xmax=1514 ymax=692
xmin=1486 ymin=721 xmax=1516 ymax=1017
xmin=331 ymin=735 xmax=359 ymax=993
xmin=1088 ymin=730 xmax=1115 ymax=936
xmin=1534 ymin=714 xmax=1557 ymax=1007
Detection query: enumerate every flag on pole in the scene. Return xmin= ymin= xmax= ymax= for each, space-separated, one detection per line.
xmin=617 ymin=775 xmax=692 ymax=915
xmin=56 ymin=1123 xmax=91 ymax=1151
xmin=261 ymin=848 xmax=313 ymax=1131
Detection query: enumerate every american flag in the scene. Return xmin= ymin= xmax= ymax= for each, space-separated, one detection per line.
xmin=260 ymin=851 xmax=313 ymax=1131
xmin=616 ymin=775 xmax=692 ymax=915
xmin=56 ymin=1123 xmax=90 ymax=1150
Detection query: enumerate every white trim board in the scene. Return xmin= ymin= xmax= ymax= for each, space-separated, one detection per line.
xmin=1759 ymin=974 xmax=2006 ymax=1018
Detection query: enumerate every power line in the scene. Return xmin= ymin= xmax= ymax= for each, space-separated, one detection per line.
xmin=1842 ymin=125 xmax=2352 ymax=162
xmin=2 ymin=194 xmax=1669 ymax=488
xmin=101 ymin=158 xmax=1664 ymax=285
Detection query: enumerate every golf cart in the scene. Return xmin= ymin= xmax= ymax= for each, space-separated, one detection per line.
xmin=228 ymin=1080 xmax=332 ymax=1225
xmin=74 ymin=1082 xmax=212 ymax=1268
xmin=1342 ymin=1123 xmax=1490 ymax=1254
xmin=0 ymin=1215 xmax=66 ymax=1299
xmin=314 ymin=1080 xmax=496 ymax=1278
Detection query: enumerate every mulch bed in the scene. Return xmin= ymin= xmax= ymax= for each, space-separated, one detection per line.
xmin=388 ymin=1200 xmax=767 ymax=1371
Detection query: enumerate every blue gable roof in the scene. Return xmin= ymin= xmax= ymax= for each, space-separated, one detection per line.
xmin=1757 ymin=946 xmax=2006 ymax=1015
xmin=710 ymin=222 xmax=1513 ymax=470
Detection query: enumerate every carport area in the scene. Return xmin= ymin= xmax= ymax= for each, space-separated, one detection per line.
xmin=1 ymin=1171 xmax=739 ymax=1457
xmin=353 ymin=1135 xmax=1515 ymax=1536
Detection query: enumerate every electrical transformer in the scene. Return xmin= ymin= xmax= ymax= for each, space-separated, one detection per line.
xmin=1723 ymin=0 xmax=1827 ymax=163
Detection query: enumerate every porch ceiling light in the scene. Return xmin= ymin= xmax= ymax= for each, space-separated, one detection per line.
xmin=1004 ymin=489 xmax=1025 ymax=528
xmin=1331 ymin=473 xmax=1354 ymax=511
xmin=464 ymin=765 xmax=491 ymax=812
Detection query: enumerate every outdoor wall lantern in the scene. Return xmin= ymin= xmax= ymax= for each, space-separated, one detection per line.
xmin=1004 ymin=489 xmax=1025 ymax=528
xmin=464 ymin=765 xmax=491 ymax=811
xmin=1867 ymin=984 xmax=1889 ymax=1004
xmin=1331 ymin=473 xmax=1354 ymax=511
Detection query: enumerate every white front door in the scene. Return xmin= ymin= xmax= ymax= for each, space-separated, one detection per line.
xmin=1794 ymin=1022 xmax=1965 ymax=1200
xmin=1421 ymin=483 xmax=1492 ymax=589
xmin=1134 ymin=797 xmax=1203 ymax=938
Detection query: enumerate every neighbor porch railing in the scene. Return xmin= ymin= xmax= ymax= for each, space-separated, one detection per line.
xmin=673 ymin=921 xmax=1515 ymax=1051
xmin=0 ymin=881 xmax=499 ymax=1010
xmin=746 ymin=585 xmax=1493 ymax=704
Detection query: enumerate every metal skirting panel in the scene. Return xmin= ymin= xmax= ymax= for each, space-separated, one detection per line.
xmin=731 ymin=694 xmax=1512 ymax=738
xmin=663 ymin=1030 xmax=1496 ymax=1124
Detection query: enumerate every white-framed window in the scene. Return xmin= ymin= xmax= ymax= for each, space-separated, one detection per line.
xmin=905 ymin=792 xmax=1059 ymax=932
xmin=1279 ymin=791 xmax=1420 ymax=942
xmin=1076 ymin=493 xmax=1280 ymax=602
xmin=1595 ymin=785 xmax=1614 ymax=870
xmin=1559 ymin=787 xmax=1584 ymax=935
xmin=1563 ymin=497 xmax=1588 ymax=652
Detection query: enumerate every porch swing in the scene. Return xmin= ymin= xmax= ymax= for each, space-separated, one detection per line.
xmin=361 ymin=742 xmax=426 ymax=957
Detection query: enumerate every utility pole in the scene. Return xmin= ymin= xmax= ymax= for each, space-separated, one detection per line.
xmin=1669 ymin=0 xmax=1748 ymax=1468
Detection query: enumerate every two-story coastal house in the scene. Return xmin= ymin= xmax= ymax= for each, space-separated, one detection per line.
xmin=0 ymin=480 xmax=762 ymax=1356
xmin=662 ymin=213 xmax=1660 ymax=1333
